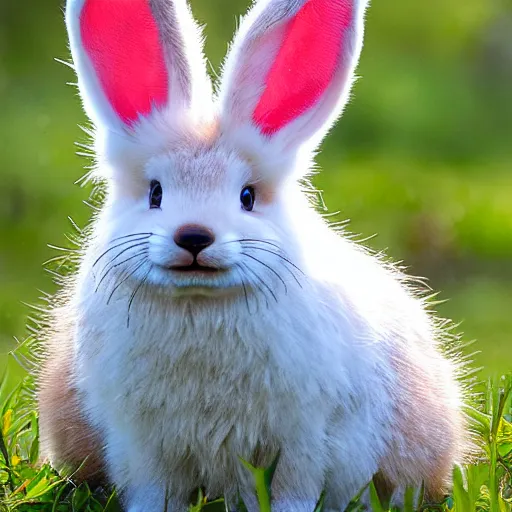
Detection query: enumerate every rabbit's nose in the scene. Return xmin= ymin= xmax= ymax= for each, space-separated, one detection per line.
xmin=174 ymin=225 xmax=215 ymax=256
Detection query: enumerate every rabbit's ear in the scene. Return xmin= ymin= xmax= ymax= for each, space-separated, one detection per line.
xmin=66 ymin=0 xmax=209 ymax=132
xmin=218 ymin=0 xmax=367 ymax=171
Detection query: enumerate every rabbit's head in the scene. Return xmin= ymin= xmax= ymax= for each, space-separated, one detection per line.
xmin=67 ymin=0 xmax=367 ymax=297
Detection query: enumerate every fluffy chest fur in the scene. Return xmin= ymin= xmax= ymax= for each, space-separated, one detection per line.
xmin=72 ymin=273 xmax=393 ymax=498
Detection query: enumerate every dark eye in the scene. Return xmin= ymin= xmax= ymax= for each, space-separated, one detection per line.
xmin=149 ymin=180 xmax=162 ymax=209
xmin=240 ymin=186 xmax=255 ymax=211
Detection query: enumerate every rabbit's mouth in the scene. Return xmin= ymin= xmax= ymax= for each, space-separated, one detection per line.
xmin=169 ymin=261 xmax=221 ymax=273
xmin=162 ymin=260 xmax=235 ymax=293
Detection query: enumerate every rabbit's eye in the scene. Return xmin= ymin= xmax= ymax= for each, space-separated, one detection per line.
xmin=149 ymin=180 xmax=162 ymax=209
xmin=240 ymin=186 xmax=255 ymax=211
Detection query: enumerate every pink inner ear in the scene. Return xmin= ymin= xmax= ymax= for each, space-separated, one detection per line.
xmin=81 ymin=0 xmax=169 ymax=125
xmin=253 ymin=0 xmax=352 ymax=135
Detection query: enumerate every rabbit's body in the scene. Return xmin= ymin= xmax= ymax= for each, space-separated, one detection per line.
xmin=38 ymin=0 xmax=468 ymax=510
xmin=41 ymin=179 xmax=463 ymax=509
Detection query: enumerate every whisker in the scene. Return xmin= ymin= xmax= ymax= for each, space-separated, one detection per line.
xmin=234 ymin=264 xmax=251 ymax=314
xmin=225 ymin=238 xmax=305 ymax=287
xmin=108 ymin=232 xmax=154 ymax=244
xmin=239 ymin=262 xmax=271 ymax=310
xmin=127 ymin=267 xmax=152 ymax=328
xmin=239 ymin=257 xmax=278 ymax=303
xmin=107 ymin=232 xmax=167 ymax=244
xmin=106 ymin=258 xmax=148 ymax=305
xmin=95 ymin=249 xmax=149 ymax=292
xmin=240 ymin=245 xmax=304 ymax=288
xmin=240 ymin=244 xmax=305 ymax=276
xmin=228 ymin=238 xmax=282 ymax=251
xmin=241 ymin=252 xmax=287 ymax=295
xmin=92 ymin=235 xmax=151 ymax=267
xmin=96 ymin=241 xmax=149 ymax=280
xmin=237 ymin=262 xmax=269 ymax=310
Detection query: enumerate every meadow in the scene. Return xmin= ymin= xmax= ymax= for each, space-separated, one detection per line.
xmin=0 ymin=0 xmax=511 ymax=509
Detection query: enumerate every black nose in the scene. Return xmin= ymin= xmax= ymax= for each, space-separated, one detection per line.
xmin=174 ymin=225 xmax=215 ymax=257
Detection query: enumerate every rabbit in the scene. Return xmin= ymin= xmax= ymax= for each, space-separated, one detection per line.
xmin=37 ymin=0 xmax=471 ymax=510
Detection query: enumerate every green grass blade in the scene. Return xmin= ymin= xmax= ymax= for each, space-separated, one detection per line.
xmin=452 ymin=465 xmax=470 ymax=512
xmin=313 ymin=490 xmax=326 ymax=512
xmin=239 ymin=458 xmax=272 ymax=512
xmin=368 ymin=481 xmax=385 ymax=512
xmin=402 ymin=486 xmax=415 ymax=512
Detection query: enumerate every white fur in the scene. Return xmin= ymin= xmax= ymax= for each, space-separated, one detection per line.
xmin=52 ymin=0 xmax=465 ymax=510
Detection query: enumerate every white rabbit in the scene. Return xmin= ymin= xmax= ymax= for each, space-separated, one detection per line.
xmin=38 ymin=0 xmax=470 ymax=510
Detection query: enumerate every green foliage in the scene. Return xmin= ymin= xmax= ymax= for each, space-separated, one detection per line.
xmin=0 ymin=373 xmax=512 ymax=511
xmin=239 ymin=451 xmax=280 ymax=512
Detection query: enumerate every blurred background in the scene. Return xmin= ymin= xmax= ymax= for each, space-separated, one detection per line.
xmin=0 ymin=0 xmax=510 ymax=383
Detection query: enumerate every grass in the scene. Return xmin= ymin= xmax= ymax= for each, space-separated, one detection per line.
xmin=0 ymin=365 xmax=511 ymax=511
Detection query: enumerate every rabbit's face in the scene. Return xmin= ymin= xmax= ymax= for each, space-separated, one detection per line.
xmin=98 ymin=137 xmax=302 ymax=297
